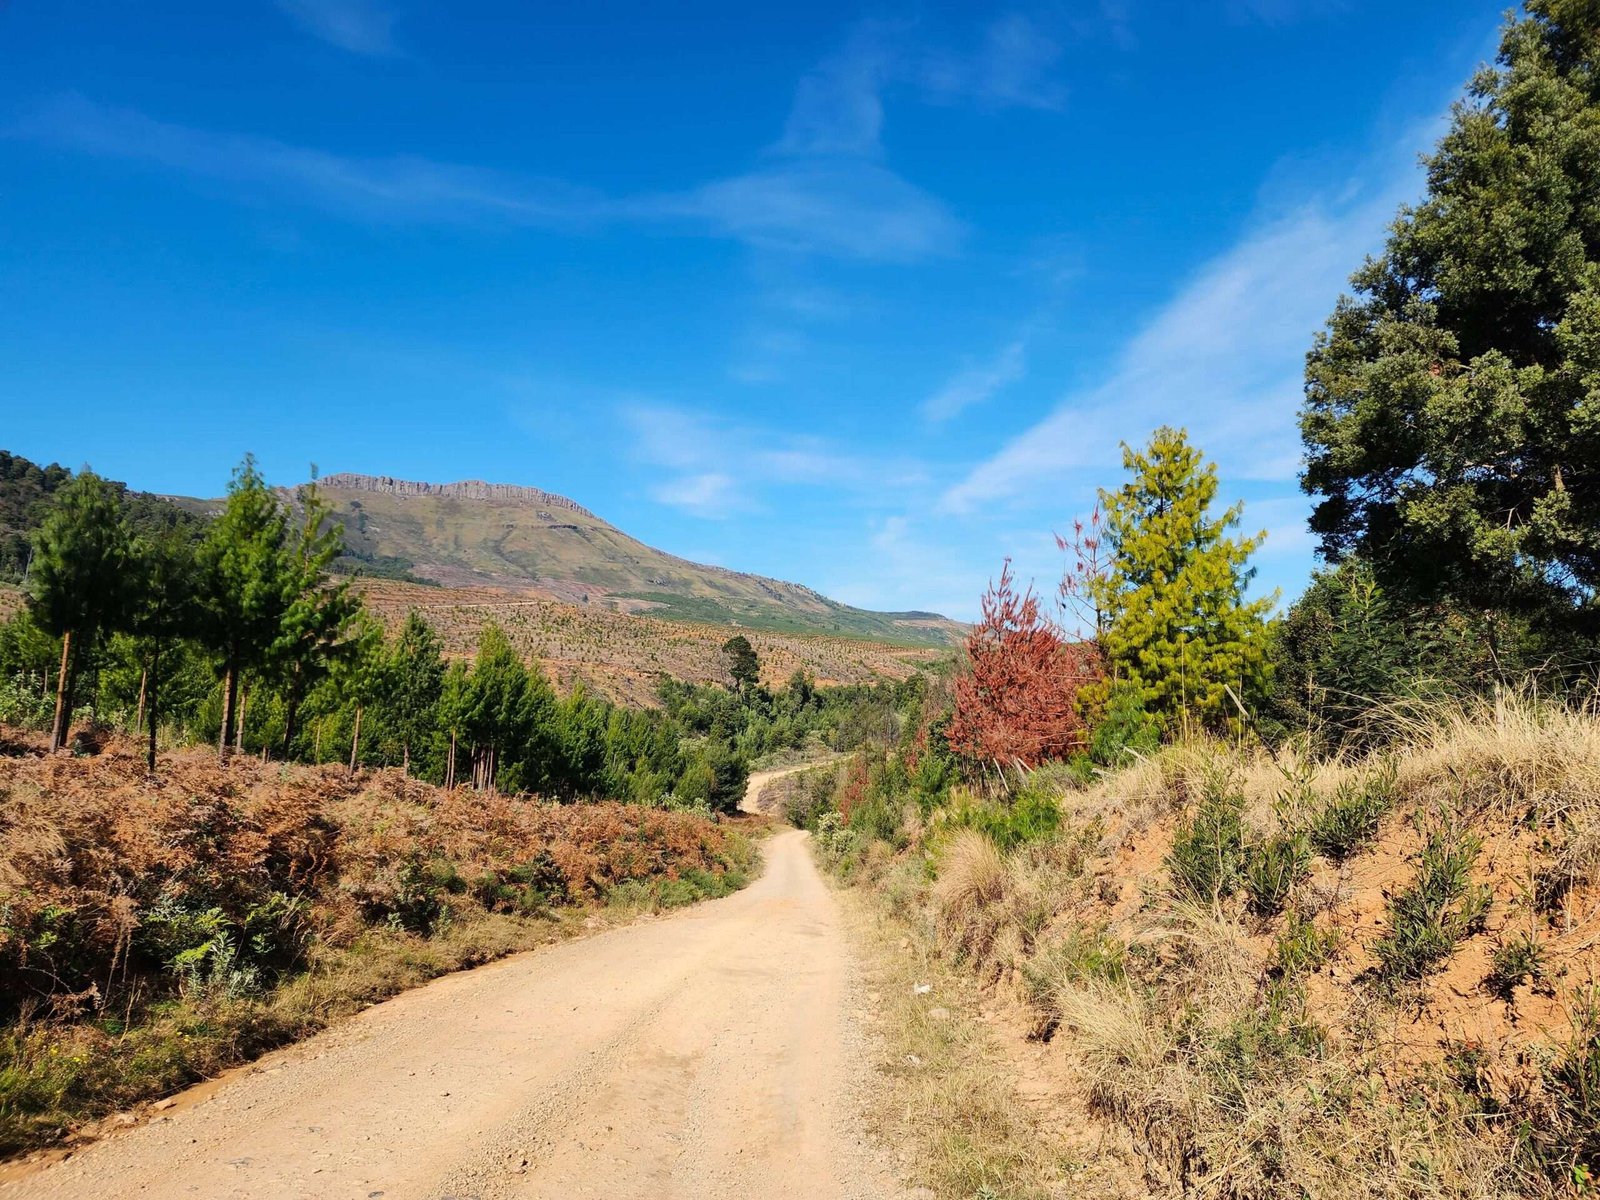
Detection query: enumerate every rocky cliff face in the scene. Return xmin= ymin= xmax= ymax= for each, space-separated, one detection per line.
xmin=317 ymin=473 xmax=596 ymax=519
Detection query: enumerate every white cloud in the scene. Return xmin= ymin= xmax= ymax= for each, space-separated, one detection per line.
xmin=651 ymin=472 xmax=744 ymax=519
xmin=922 ymin=14 xmax=1066 ymax=111
xmin=623 ymin=403 xmax=927 ymax=519
xmin=939 ymin=131 xmax=1434 ymax=513
xmin=924 ymin=340 xmax=1026 ymax=422
xmin=275 ymin=0 xmax=398 ymax=56
xmin=12 ymin=94 xmax=961 ymax=263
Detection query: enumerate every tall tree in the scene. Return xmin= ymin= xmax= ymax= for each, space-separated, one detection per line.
xmin=1302 ymin=1 xmax=1600 ymax=640
xmin=25 ymin=470 xmax=132 ymax=751
xmin=198 ymin=456 xmax=291 ymax=764
xmin=268 ymin=480 xmax=359 ymax=758
xmin=126 ymin=527 xmax=199 ymax=771
xmin=1091 ymin=427 xmax=1274 ymax=731
xmin=378 ymin=610 xmax=444 ymax=777
xmin=721 ymin=635 xmax=760 ymax=694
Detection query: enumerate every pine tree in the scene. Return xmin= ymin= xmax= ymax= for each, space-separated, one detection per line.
xmin=25 ymin=470 xmax=132 ymax=751
xmin=268 ymin=479 xmax=360 ymax=759
xmin=126 ymin=526 xmax=199 ymax=771
xmin=1091 ymin=427 xmax=1274 ymax=731
xmin=1302 ymin=1 xmax=1600 ymax=641
xmin=721 ymin=635 xmax=760 ymax=694
xmin=197 ymin=456 xmax=292 ymax=763
xmin=378 ymin=610 xmax=444 ymax=777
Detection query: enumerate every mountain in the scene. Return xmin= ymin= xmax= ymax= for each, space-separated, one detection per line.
xmin=183 ymin=473 xmax=962 ymax=649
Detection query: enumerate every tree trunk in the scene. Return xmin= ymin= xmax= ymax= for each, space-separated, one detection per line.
xmin=49 ymin=630 xmax=73 ymax=753
xmin=402 ymin=740 xmax=410 ymax=779
xmin=145 ymin=640 xmax=162 ymax=773
xmin=282 ymin=681 xmax=301 ymax=762
xmin=447 ymin=732 xmax=457 ymax=789
xmin=218 ymin=663 xmax=239 ymax=764
xmin=133 ymin=668 xmax=147 ymax=736
xmin=236 ymin=681 xmax=248 ymax=755
xmin=348 ymin=705 xmax=363 ymax=776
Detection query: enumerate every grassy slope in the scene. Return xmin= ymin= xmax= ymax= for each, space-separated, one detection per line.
xmin=239 ymin=480 xmax=962 ymax=648
xmin=356 ymin=580 xmax=947 ymax=706
xmin=822 ymin=697 xmax=1600 ymax=1198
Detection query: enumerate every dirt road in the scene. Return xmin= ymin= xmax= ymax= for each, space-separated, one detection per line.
xmin=5 ymin=790 xmax=900 ymax=1199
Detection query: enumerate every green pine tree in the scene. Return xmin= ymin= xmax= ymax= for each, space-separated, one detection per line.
xmin=25 ymin=469 xmax=132 ymax=751
xmin=197 ymin=456 xmax=292 ymax=763
xmin=378 ymin=609 xmax=445 ymax=777
xmin=126 ymin=525 xmax=200 ymax=771
xmin=1302 ymin=1 xmax=1600 ymax=644
xmin=268 ymin=479 xmax=360 ymax=759
xmin=1090 ymin=427 xmax=1275 ymax=732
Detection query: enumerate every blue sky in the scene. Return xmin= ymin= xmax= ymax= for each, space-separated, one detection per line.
xmin=0 ymin=0 xmax=1510 ymax=622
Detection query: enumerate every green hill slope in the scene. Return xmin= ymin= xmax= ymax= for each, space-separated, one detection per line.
xmin=179 ymin=473 xmax=962 ymax=648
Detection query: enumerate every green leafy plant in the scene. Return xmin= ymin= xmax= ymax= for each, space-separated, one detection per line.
xmin=1308 ymin=764 xmax=1396 ymax=861
xmin=1273 ymin=910 xmax=1341 ymax=977
xmin=1372 ymin=819 xmax=1490 ymax=988
xmin=1486 ymin=929 xmax=1547 ymax=1001
xmin=1166 ymin=769 xmax=1245 ymax=904
xmin=1242 ymin=831 xmax=1311 ymax=918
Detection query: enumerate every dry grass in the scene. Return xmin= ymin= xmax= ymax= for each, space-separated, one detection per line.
xmin=357 ymin=580 xmax=945 ymax=706
xmin=0 ymin=733 xmax=754 ymax=1154
xmin=836 ymin=691 xmax=1600 ymax=1198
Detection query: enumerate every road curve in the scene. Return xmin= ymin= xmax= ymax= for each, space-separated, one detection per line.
xmin=4 ymin=828 xmax=902 ymax=1200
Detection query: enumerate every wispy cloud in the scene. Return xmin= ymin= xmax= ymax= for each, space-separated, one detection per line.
xmin=921 ymin=14 xmax=1066 ymax=111
xmin=938 ymin=127 xmax=1436 ymax=514
xmin=624 ymin=403 xmax=927 ymax=519
xmin=276 ymin=0 xmax=398 ymax=56
xmin=924 ymin=340 xmax=1026 ymax=422
xmin=10 ymin=93 xmax=958 ymax=263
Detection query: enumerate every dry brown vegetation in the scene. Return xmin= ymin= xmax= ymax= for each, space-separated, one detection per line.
xmin=356 ymin=579 xmax=944 ymax=705
xmin=0 ymin=731 xmax=754 ymax=1155
xmin=829 ymin=694 xmax=1600 ymax=1198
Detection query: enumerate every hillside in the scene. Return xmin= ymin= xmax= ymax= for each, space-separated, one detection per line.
xmin=314 ymin=474 xmax=962 ymax=645
xmin=173 ymin=473 xmax=961 ymax=648
xmin=355 ymin=579 xmax=943 ymax=706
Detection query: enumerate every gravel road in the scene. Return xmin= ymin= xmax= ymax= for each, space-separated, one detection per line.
xmin=4 ymin=772 xmax=901 ymax=1199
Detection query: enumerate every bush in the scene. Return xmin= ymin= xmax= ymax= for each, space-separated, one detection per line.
xmin=1307 ymin=765 xmax=1395 ymax=861
xmin=1166 ymin=769 xmax=1245 ymax=904
xmin=1372 ymin=818 xmax=1490 ymax=989
xmin=1242 ymin=832 xmax=1311 ymax=918
xmin=1273 ymin=910 xmax=1340 ymax=977
xmin=948 ymin=780 xmax=1062 ymax=854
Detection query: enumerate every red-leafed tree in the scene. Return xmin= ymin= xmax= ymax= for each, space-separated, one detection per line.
xmin=948 ymin=560 xmax=1100 ymax=772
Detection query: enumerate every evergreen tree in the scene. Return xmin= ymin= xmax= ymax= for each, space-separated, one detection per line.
xmin=1302 ymin=1 xmax=1600 ymax=642
xmin=438 ymin=658 xmax=471 ymax=789
xmin=126 ymin=526 xmax=200 ymax=771
xmin=1091 ymin=427 xmax=1274 ymax=731
xmin=721 ymin=635 xmax=760 ymax=694
xmin=197 ymin=457 xmax=292 ymax=763
xmin=268 ymin=480 xmax=359 ymax=758
xmin=378 ymin=610 xmax=444 ymax=776
xmin=25 ymin=470 xmax=132 ymax=751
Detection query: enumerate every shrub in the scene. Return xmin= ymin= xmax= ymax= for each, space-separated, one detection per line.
xmin=1272 ymin=910 xmax=1340 ymax=977
xmin=1307 ymin=764 xmax=1395 ymax=861
xmin=1486 ymin=929 xmax=1546 ymax=1001
xmin=1241 ymin=832 xmax=1311 ymax=918
xmin=948 ymin=780 xmax=1062 ymax=853
xmin=1372 ymin=819 xmax=1490 ymax=989
xmin=1166 ymin=769 xmax=1245 ymax=904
